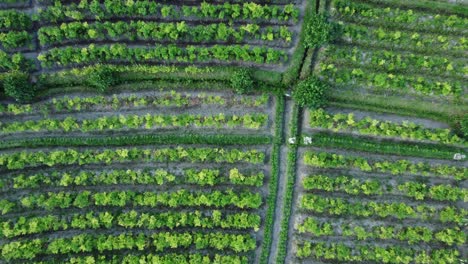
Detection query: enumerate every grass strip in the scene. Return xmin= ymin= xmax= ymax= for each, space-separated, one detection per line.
xmin=260 ymin=95 xmax=284 ymax=264
xmin=303 ymin=132 xmax=465 ymax=160
xmin=0 ymin=133 xmax=272 ymax=150
xmin=276 ymin=103 xmax=300 ymax=263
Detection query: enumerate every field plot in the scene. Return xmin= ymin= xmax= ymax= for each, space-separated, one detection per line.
xmin=317 ymin=0 xmax=468 ymax=119
xmin=286 ymin=106 xmax=468 ymax=263
xmin=0 ymin=0 xmax=305 ymax=74
xmin=0 ymin=89 xmax=280 ymax=263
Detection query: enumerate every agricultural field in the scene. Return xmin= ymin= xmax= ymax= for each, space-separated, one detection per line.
xmin=0 ymin=0 xmax=467 ymax=263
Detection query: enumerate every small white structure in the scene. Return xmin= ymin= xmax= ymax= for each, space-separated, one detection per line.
xmin=288 ymin=137 xmax=296 ymax=144
xmin=453 ymin=153 xmax=466 ymax=161
xmin=284 ymin=93 xmax=291 ymax=97
xmin=303 ymin=136 xmax=313 ymax=145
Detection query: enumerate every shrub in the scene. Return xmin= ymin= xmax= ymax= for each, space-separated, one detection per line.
xmin=2 ymin=71 xmax=35 ymax=102
xmin=230 ymin=68 xmax=254 ymax=94
xmin=457 ymin=115 xmax=468 ymax=139
xmin=293 ymin=76 xmax=328 ymax=109
xmin=86 ymin=65 xmax=117 ymax=92
xmin=303 ymin=14 xmax=332 ymax=48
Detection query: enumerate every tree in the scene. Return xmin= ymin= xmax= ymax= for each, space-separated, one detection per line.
xmin=303 ymin=14 xmax=332 ymax=48
xmin=86 ymin=65 xmax=117 ymax=93
xmin=230 ymin=68 xmax=254 ymax=94
xmin=2 ymin=71 xmax=35 ymax=102
xmin=293 ymin=76 xmax=328 ymax=109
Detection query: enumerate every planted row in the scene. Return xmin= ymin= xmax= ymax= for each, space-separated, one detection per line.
xmin=2 ymin=231 xmax=256 ymax=261
xmin=38 ymin=21 xmax=293 ymax=46
xmin=341 ymin=24 xmax=467 ymax=54
xmin=335 ymin=0 xmax=466 ymax=33
xmin=324 ymin=46 xmax=466 ymax=78
xmin=309 ymin=109 xmax=464 ymax=145
xmin=303 ymin=174 xmax=467 ymax=202
xmin=0 ymin=113 xmax=269 ymax=133
xmin=0 ymin=147 xmax=265 ymax=170
xmin=52 ymin=254 xmax=248 ymax=264
xmin=0 ymin=51 xmax=34 ymax=72
xmin=1 ymin=189 xmax=262 ymax=214
xmin=0 ymin=30 xmax=32 ymax=50
xmin=2 ymin=210 xmax=261 ymax=238
xmin=38 ymin=44 xmax=286 ymax=67
xmin=0 ymin=92 xmax=269 ymax=116
xmin=321 ymin=63 xmax=463 ymax=96
xmin=300 ymin=194 xmax=467 ymax=224
xmin=297 ymin=217 xmax=466 ymax=246
xmin=38 ymin=1 xmax=299 ymax=23
xmin=304 ymin=151 xmax=467 ymax=180
xmin=296 ymin=241 xmax=459 ymax=263
xmin=6 ymin=168 xmax=264 ymax=189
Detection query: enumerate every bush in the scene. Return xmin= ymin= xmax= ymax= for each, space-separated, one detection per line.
xmin=2 ymin=71 xmax=35 ymax=102
xmin=86 ymin=65 xmax=117 ymax=92
xmin=230 ymin=68 xmax=254 ymax=94
xmin=456 ymin=115 xmax=468 ymax=139
xmin=293 ymin=76 xmax=328 ymax=109
xmin=303 ymin=14 xmax=332 ymax=48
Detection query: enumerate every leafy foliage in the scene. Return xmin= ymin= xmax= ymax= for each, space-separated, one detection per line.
xmin=303 ymin=14 xmax=332 ymax=48
xmin=86 ymin=65 xmax=117 ymax=92
xmin=2 ymin=71 xmax=35 ymax=102
xmin=230 ymin=68 xmax=254 ymax=94
xmin=292 ymin=76 xmax=328 ymax=109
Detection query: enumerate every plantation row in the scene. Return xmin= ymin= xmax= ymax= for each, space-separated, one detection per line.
xmin=0 ymin=113 xmax=269 ymax=133
xmin=38 ymin=44 xmax=286 ymax=67
xmin=303 ymin=174 xmax=467 ymax=202
xmin=297 ymin=217 xmax=465 ymax=246
xmin=3 ymin=168 xmax=264 ymax=189
xmin=35 ymin=253 xmax=248 ymax=264
xmin=0 ymin=92 xmax=269 ymax=116
xmin=1 ymin=189 xmax=262 ymax=214
xmin=340 ymin=24 xmax=467 ymax=55
xmin=320 ymin=63 xmax=463 ymax=96
xmin=308 ymin=109 xmax=465 ymax=145
xmin=296 ymin=241 xmax=459 ymax=263
xmin=2 ymin=231 xmax=256 ymax=261
xmin=38 ymin=21 xmax=293 ymax=47
xmin=37 ymin=1 xmax=300 ymax=23
xmin=304 ymin=151 xmax=467 ymax=180
xmin=0 ymin=30 xmax=31 ymax=50
xmin=334 ymin=0 xmax=466 ymax=33
xmin=0 ymin=147 xmax=265 ymax=170
xmin=0 ymin=50 xmax=34 ymax=72
xmin=323 ymin=46 xmax=466 ymax=79
xmin=300 ymin=194 xmax=466 ymax=224
xmin=1 ymin=210 xmax=261 ymax=238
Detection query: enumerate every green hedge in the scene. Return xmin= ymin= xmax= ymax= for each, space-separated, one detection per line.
xmin=0 ymin=133 xmax=272 ymax=150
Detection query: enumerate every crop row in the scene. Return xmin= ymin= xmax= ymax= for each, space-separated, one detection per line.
xmin=0 ymin=92 xmax=269 ymax=116
xmin=308 ymin=109 xmax=464 ymax=145
xmin=0 ymin=30 xmax=31 ymax=50
xmin=296 ymin=241 xmax=459 ymax=263
xmin=0 ymin=113 xmax=269 ymax=133
xmin=303 ymin=174 xmax=467 ymax=202
xmin=0 ymin=147 xmax=265 ymax=170
xmin=38 ymin=44 xmax=286 ymax=67
xmin=1 ymin=210 xmax=261 ymax=238
xmin=300 ymin=194 xmax=467 ymax=224
xmin=334 ymin=0 xmax=466 ymax=33
xmin=341 ymin=24 xmax=467 ymax=54
xmin=4 ymin=168 xmax=264 ymax=189
xmin=39 ymin=253 xmax=248 ymax=264
xmin=38 ymin=21 xmax=293 ymax=46
xmin=320 ymin=63 xmax=463 ymax=96
xmin=323 ymin=46 xmax=466 ymax=78
xmin=1 ymin=189 xmax=262 ymax=214
xmin=296 ymin=217 xmax=466 ymax=246
xmin=37 ymin=1 xmax=299 ymax=23
xmin=0 ymin=10 xmax=31 ymax=31
xmin=304 ymin=132 xmax=462 ymax=160
xmin=0 ymin=51 xmax=34 ymax=72
xmin=304 ymin=151 xmax=467 ymax=180
xmin=2 ymin=231 xmax=256 ymax=261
